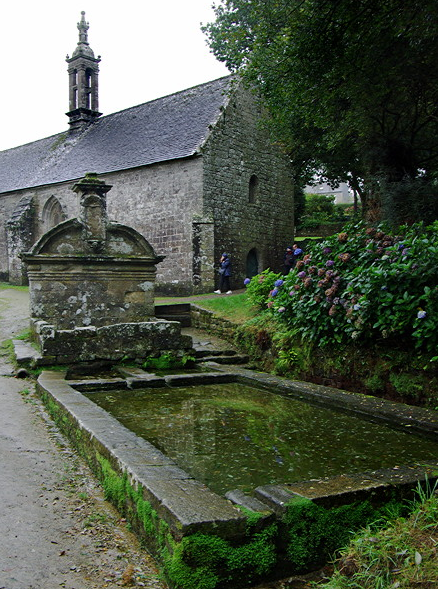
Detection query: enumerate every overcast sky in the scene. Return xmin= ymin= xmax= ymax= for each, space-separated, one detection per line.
xmin=0 ymin=1 xmax=230 ymax=152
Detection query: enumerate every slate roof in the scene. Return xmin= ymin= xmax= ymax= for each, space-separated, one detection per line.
xmin=0 ymin=76 xmax=232 ymax=194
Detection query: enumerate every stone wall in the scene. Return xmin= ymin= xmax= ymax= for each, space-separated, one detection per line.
xmin=0 ymin=184 xmax=76 ymax=281
xmin=102 ymin=158 xmax=205 ymax=295
xmin=190 ymin=304 xmax=237 ymax=345
xmin=0 ymin=159 xmax=205 ymax=292
xmin=202 ymin=84 xmax=295 ymax=289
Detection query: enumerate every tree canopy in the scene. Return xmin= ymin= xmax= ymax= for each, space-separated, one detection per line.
xmin=204 ymin=0 xmax=438 ymax=222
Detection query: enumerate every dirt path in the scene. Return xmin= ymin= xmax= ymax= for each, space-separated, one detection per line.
xmin=0 ymin=287 xmax=167 ymax=589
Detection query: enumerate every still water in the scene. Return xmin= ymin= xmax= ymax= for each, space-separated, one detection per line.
xmin=87 ymin=383 xmax=438 ymax=495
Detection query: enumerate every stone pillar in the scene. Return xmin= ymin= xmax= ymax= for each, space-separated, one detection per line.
xmin=6 ymin=195 xmax=35 ymax=285
xmin=192 ymin=216 xmax=215 ymax=294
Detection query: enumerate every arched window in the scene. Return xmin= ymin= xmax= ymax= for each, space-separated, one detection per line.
xmin=42 ymin=196 xmax=65 ymax=232
xmin=248 ymin=175 xmax=259 ymax=203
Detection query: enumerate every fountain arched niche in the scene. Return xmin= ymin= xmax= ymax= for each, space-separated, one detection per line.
xmin=22 ymin=173 xmax=192 ymax=364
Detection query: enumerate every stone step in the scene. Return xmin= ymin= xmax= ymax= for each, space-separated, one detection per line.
xmin=164 ymin=372 xmax=237 ymax=387
xmin=196 ymin=354 xmax=250 ymax=365
xmin=13 ymin=340 xmax=42 ymax=366
xmin=155 ymin=303 xmax=191 ymax=327
xmin=155 ymin=314 xmax=192 ymax=327
xmin=194 ymin=349 xmax=237 ymax=358
xmin=225 ymin=489 xmax=275 ymax=526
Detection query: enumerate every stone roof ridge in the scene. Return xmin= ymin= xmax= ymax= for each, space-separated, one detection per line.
xmin=0 ymin=131 xmax=64 ymax=155
xmin=29 ymin=126 xmax=92 ymax=186
xmin=0 ymin=75 xmax=234 ymax=195
xmin=103 ymin=75 xmax=233 ymax=120
xmin=196 ymin=77 xmax=239 ymax=154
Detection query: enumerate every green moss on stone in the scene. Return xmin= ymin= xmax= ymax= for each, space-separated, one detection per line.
xmin=282 ymin=496 xmax=405 ymax=571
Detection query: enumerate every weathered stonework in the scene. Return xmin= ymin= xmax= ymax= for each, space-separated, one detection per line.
xmin=6 ymin=195 xmax=35 ymax=284
xmin=22 ymin=173 xmax=193 ymax=363
xmin=202 ymin=84 xmax=295 ymax=280
xmin=32 ymin=319 xmax=193 ymax=365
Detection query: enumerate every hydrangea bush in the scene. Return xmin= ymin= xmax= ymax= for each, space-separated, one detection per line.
xmin=244 ymin=269 xmax=284 ymax=310
xmin=245 ymin=222 xmax=438 ymax=355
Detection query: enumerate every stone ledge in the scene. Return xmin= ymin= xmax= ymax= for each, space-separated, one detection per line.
xmin=36 ymin=371 xmax=246 ymax=542
xmin=13 ymin=339 xmax=42 ymax=366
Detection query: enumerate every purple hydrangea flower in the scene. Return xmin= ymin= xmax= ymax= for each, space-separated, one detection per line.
xmin=271 ymin=288 xmax=279 ymax=296
xmin=417 ymin=310 xmax=427 ymax=319
xmin=274 ymin=279 xmax=284 ymax=287
xmin=297 ymin=271 xmax=306 ymax=278
xmin=326 ymin=260 xmax=335 ymax=267
xmin=322 ymin=247 xmax=332 ymax=255
xmin=244 ymin=278 xmax=251 ymax=286
xmin=278 ymin=306 xmax=286 ymax=313
xmin=289 ymin=291 xmax=295 ymax=296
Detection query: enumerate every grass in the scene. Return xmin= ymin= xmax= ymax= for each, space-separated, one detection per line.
xmin=0 ymin=282 xmax=29 ymax=291
xmin=190 ymin=292 xmax=257 ymax=324
xmin=314 ymin=481 xmax=438 ymax=588
xmin=295 ymin=236 xmax=323 ymax=241
xmin=19 ymin=388 xmax=35 ymax=404
xmin=155 ymin=292 xmax=219 ymax=304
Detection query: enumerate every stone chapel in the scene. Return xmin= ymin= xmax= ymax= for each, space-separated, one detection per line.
xmin=0 ymin=12 xmax=294 ymax=295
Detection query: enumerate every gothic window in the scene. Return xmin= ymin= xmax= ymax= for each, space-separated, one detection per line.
xmin=42 ymin=196 xmax=65 ymax=232
xmin=248 ymin=175 xmax=259 ymax=203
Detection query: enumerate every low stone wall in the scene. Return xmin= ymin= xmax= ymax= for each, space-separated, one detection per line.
xmin=190 ymin=304 xmax=237 ymax=344
xmin=31 ymin=318 xmax=193 ymax=365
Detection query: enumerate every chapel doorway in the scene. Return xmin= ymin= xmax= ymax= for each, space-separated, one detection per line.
xmin=246 ymin=248 xmax=259 ymax=278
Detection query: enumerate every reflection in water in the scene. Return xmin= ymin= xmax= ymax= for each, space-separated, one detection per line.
xmin=88 ymin=383 xmax=438 ymax=495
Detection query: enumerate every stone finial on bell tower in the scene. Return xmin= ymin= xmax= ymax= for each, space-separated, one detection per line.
xmin=66 ymin=12 xmax=102 ymax=131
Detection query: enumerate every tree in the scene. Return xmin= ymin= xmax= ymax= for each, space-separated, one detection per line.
xmin=204 ymin=0 xmax=438 ymax=222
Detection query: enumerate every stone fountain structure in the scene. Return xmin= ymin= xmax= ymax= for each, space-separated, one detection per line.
xmin=22 ymin=173 xmax=192 ymax=364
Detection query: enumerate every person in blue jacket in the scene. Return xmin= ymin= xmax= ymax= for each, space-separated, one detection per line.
xmin=214 ymin=253 xmax=232 ymax=294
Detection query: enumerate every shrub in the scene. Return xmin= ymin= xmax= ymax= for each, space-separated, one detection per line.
xmin=252 ymin=221 xmax=438 ymax=354
xmin=297 ymin=193 xmax=347 ymax=230
xmin=244 ymin=269 xmax=282 ymax=310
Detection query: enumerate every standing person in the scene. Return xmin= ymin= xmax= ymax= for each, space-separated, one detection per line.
xmin=214 ymin=253 xmax=232 ymax=294
xmin=292 ymin=243 xmax=303 ymax=265
xmin=283 ymin=246 xmax=294 ymax=274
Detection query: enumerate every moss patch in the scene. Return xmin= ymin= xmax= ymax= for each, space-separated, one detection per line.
xmin=282 ymin=496 xmax=406 ymax=572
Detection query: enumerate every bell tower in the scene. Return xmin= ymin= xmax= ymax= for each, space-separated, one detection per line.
xmin=66 ymin=12 xmax=101 ymax=131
